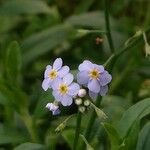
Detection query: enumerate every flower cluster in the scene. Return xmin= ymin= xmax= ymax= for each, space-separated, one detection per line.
xmin=42 ymin=58 xmax=112 ymax=115
xmin=77 ymin=60 xmax=112 ymax=99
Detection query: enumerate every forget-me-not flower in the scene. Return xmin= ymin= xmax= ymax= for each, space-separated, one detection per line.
xmin=52 ymin=73 xmax=80 ymax=106
xmin=77 ymin=60 xmax=112 ymax=99
xmin=46 ymin=103 xmax=60 ymax=115
xmin=42 ymin=58 xmax=69 ymax=91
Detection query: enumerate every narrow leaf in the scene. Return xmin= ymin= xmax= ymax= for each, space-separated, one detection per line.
xmin=0 ymin=0 xmax=51 ymax=15
xmin=116 ymin=98 xmax=150 ymax=139
xmin=14 ymin=142 xmax=45 ymax=150
xmin=136 ymin=122 xmax=150 ymax=150
xmin=102 ymin=123 xmax=120 ymax=150
xmin=5 ymin=41 xmax=21 ymax=84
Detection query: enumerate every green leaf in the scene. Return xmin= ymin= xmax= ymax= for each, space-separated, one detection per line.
xmin=14 ymin=142 xmax=45 ymax=150
xmin=22 ymin=24 xmax=75 ymax=65
xmin=66 ymin=11 xmax=114 ymax=29
xmin=0 ymin=80 xmax=28 ymax=114
xmin=116 ymin=98 xmax=150 ymax=139
xmin=0 ymin=124 xmax=26 ymax=145
xmin=80 ymin=134 xmax=94 ymax=150
xmin=0 ymin=0 xmax=51 ymax=15
xmin=136 ymin=122 xmax=150 ymax=150
xmin=5 ymin=41 xmax=22 ymax=84
xmin=102 ymin=123 xmax=120 ymax=150
xmin=124 ymin=120 xmax=140 ymax=150
xmin=61 ymin=129 xmax=74 ymax=149
xmin=33 ymin=91 xmax=53 ymax=118
xmin=74 ymin=0 xmax=94 ymax=14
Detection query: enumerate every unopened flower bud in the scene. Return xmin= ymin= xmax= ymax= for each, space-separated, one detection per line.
xmin=78 ymin=89 xmax=87 ymax=97
xmin=84 ymin=100 xmax=90 ymax=106
xmin=46 ymin=103 xmax=60 ymax=115
xmin=75 ymin=98 xmax=82 ymax=105
xmin=79 ymin=106 xmax=86 ymax=113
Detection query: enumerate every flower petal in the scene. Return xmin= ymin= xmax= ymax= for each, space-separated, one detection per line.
xmin=88 ymin=79 xmax=100 ymax=93
xmin=51 ymin=78 xmax=62 ymax=90
xmin=89 ymin=91 xmax=98 ymax=100
xmin=53 ymin=109 xmax=61 ymax=115
xmin=78 ymin=60 xmax=93 ymax=71
xmin=61 ymin=95 xmax=73 ymax=106
xmin=77 ymin=71 xmax=89 ymax=85
xmin=58 ymin=66 xmax=70 ymax=78
xmin=94 ymin=64 xmax=104 ymax=73
xmin=52 ymin=90 xmax=62 ymax=102
xmin=63 ymin=73 xmax=73 ymax=85
xmin=42 ymin=79 xmax=51 ymax=91
xmin=99 ymin=71 xmax=112 ymax=86
xmin=53 ymin=58 xmax=63 ymax=70
xmin=46 ymin=65 xmax=52 ymax=69
xmin=44 ymin=65 xmax=52 ymax=78
xmin=68 ymin=83 xmax=80 ymax=96
xmin=99 ymin=85 xmax=108 ymax=96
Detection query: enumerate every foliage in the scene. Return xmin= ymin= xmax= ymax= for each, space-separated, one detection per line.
xmin=0 ymin=0 xmax=150 ymax=150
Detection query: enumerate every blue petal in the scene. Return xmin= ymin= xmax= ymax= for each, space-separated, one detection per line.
xmin=99 ymin=71 xmax=112 ymax=86
xmin=77 ymin=71 xmax=89 ymax=85
xmin=93 ymin=64 xmax=104 ymax=73
xmin=78 ymin=60 xmax=93 ymax=71
xmin=68 ymin=83 xmax=80 ymax=96
xmin=52 ymin=90 xmax=62 ymax=102
xmin=63 ymin=73 xmax=73 ymax=85
xmin=42 ymin=79 xmax=51 ymax=91
xmin=61 ymin=95 xmax=73 ymax=106
xmin=99 ymin=85 xmax=108 ymax=96
xmin=51 ymin=78 xmax=62 ymax=90
xmin=58 ymin=66 xmax=70 ymax=78
xmin=44 ymin=65 xmax=52 ymax=78
xmin=53 ymin=58 xmax=63 ymax=70
xmin=88 ymin=79 xmax=100 ymax=93
xmin=89 ymin=91 xmax=98 ymax=100
xmin=53 ymin=109 xmax=61 ymax=115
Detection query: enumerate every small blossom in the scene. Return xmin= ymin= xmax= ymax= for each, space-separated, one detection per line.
xmin=46 ymin=103 xmax=60 ymax=115
xmin=78 ymin=89 xmax=87 ymax=97
xmin=42 ymin=58 xmax=70 ymax=91
xmin=52 ymin=73 xmax=80 ymax=106
xmin=77 ymin=60 xmax=112 ymax=99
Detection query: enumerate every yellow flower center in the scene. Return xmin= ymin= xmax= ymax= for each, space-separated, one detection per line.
xmin=48 ymin=70 xmax=58 ymax=80
xmin=89 ymin=69 xmax=100 ymax=79
xmin=59 ymin=84 xmax=68 ymax=95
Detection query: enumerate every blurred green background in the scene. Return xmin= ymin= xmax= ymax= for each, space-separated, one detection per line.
xmin=0 ymin=0 xmax=150 ymax=150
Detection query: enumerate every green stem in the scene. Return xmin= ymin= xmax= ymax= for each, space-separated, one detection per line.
xmin=73 ymin=112 xmax=82 ymax=150
xmin=104 ymin=0 xmax=115 ymax=53
xmin=79 ymin=97 xmax=102 ymax=150
xmin=104 ymin=27 xmax=150 ymax=71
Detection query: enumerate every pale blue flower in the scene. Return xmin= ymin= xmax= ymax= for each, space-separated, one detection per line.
xmin=52 ymin=73 xmax=80 ymax=106
xmin=77 ymin=60 xmax=112 ymax=98
xmin=42 ymin=58 xmax=69 ymax=91
xmin=46 ymin=103 xmax=60 ymax=115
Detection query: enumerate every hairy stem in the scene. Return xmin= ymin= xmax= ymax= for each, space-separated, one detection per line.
xmin=73 ymin=112 xmax=82 ymax=150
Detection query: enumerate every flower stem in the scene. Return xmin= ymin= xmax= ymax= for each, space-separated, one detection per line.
xmin=79 ymin=97 xmax=102 ymax=150
xmin=104 ymin=0 xmax=115 ymax=53
xmin=73 ymin=111 xmax=82 ymax=150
